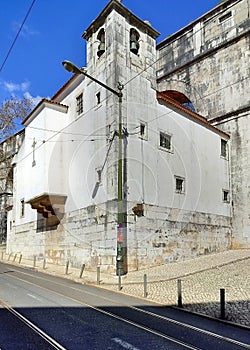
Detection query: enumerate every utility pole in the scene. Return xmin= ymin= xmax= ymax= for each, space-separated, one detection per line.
xmin=116 ymin=83 xmax=126 ymax=276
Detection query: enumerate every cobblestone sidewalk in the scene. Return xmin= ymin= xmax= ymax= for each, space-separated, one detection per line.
xmin=1 ymin=249 xmax=250 ymax=327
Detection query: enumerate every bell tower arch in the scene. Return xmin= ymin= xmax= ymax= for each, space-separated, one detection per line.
xmin=82 ymin=0 xmax=159 ymax=89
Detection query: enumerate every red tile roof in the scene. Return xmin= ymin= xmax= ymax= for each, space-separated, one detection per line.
xmin=22 ymin=98 xmax=68 ymax=125
xmin=157 ymin=91 xmax=229 ymax=139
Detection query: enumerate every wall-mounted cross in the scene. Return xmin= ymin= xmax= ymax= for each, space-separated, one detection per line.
xmin=32 ymin=138 xmax=36 ymax=167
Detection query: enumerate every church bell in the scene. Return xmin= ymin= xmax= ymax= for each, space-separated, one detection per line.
xmin=130 ymin=41 xmax=139 ymax=54
xmin=97 ymin=42 xmax=105 ymax=57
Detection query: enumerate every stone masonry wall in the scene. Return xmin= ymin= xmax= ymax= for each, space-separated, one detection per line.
xmin=156 ymin=0 xmax=250 ymax=118
xmin=156 ymin=0 xmax=250 ymax=249
xmin=214 ymin=113 xmax=250 ymax=248
xmin=7 ymin=221 xmax=44 ymax=258
xmin=128 ymin=203 xmax=232 ymax=270
xmin=7 ymin=201 xmax=232 ymax=272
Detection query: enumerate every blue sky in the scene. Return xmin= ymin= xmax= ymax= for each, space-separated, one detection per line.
xmin=0 ymin=0 xmax=219 ymax=104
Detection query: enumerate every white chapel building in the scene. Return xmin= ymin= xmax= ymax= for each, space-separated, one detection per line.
xmin=7 ymin=0 xmax=231 ymax=273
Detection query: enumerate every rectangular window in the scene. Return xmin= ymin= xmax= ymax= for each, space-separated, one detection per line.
xmin=139 ymin=122 xmax=147 ymax=140
xmin=140 ymin=123 xmax=145 ymax=137
xmin=76 ymin=93 xmax=83 ymax=115
xmin=20 ymin=199 xmax=25 ymax=217
xmin=219 ymin=11 xmax=232 ymax=23
xmin=96 ymin=92 xmax=101 ymax=105
xmin=175 ymin=176 xmax=185 ymax=194
xmin=221 ymin=139 xmax=228 ymax=158
xmin=223 ymin=190 xmax=230 ymax=203
xmin=159 ymin=132 xmax=171 ymax=150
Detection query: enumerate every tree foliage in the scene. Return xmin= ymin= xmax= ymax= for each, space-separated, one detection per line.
xmin=0 ymin=96 xmax=33 ymax=140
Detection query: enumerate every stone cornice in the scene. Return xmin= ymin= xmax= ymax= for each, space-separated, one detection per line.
xmin=82 ymin=0 xmax=159 ymax=40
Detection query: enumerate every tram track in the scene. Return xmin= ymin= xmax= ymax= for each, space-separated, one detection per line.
xmin=0 ymin=299 xmax=66 ymax=350
xmin=0 ymin=263 xmax=249 ymax=350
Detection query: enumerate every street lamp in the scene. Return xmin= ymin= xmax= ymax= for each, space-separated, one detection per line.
xmin=62 ymin=60 xmax=126 ymax=277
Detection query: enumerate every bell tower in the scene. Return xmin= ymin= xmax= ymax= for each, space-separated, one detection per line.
xmin=82 ymin=0 xmax=159 ymax=90
xmin=82 ymin=0 xmax=159 ymax=274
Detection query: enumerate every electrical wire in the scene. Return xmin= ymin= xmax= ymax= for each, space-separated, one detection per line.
xmin=14 ymin=122 xmax=107 ymax=138
xmin=11 ymin=2 xmax=250 ymax=164
xmin=7 ymin=17 xmax=247 ymax=147
xmin=16 ymin=93 xmax=115 ymax=164
xmin=123 ymin=0 xmax=243 ymax=89
xmin=4 ymin=63 xmax=248 ymax=166
xmin=0 ymin=0 xmax=36 ymax=73
xmin=3 ymin=3 xmax=244 ymax=243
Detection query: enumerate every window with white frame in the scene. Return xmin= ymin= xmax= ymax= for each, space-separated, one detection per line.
xmin=175 ymin=176 xmax=185 ymax=194
xmin=76 ymin=93 xmax=83 ymax=116
xmin=159 ymin=131 xmax=171 ymax=151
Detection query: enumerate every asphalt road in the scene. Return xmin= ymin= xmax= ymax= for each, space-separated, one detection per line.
xmin=0 ymin=262 xmax=249 ymax=350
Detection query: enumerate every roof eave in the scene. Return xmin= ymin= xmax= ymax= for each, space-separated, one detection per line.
xmin=157 ymin=91 xmax=230 ymax=139
xmin=82 ymin=0 xmax=160 ymax=40
xmin=22 ymin=99 xmax=68 ymax=126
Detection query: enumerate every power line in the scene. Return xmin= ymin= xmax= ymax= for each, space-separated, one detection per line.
xmin=16 ymin=93 xmax=115 ymax=165
xmin=123 ymin=3 xmax=247 ymax=94
xmin=0 ymin=0 xmax=36 ymax=74
xmin=123 ymin=22 xmax=205 ymax=88
xmin=12 ymin=19 xmax=243 ymax=145
xmin=14 ymin=122 xmax=107 ymax=138
xmin=12 ymin=4 xmax=249 ymax=164
xmin=11 ymin=63 xmax=248 ymax=166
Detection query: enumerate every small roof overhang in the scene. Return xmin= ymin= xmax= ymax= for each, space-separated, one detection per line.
xmin=22 ymin=99 xmax=68 ymax=126
xmin=26 ymin=193 xmax=67 ymax=226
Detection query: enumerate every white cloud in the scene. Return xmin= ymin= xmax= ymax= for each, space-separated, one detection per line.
xmin=20 ymin=81 xmax=31 ymax=91
xmin=3 ymin=81 xmax=19 ymax=93
xmin=3 ymin=80 xmax=31 ymax=93
xmin=0 ymin=80 xmax=42 ymax=107
xmin=12 ymin=22 xmax=39 ymax=38
xmin=23 ymin=91 xmax=42 ymax=106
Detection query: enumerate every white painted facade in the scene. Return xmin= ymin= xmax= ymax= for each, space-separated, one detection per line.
xmin=7 ymin=0 xmax=231 ymax=272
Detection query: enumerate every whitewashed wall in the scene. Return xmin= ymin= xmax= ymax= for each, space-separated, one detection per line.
xmin=7 ymin=1 xmax=232 ymax=270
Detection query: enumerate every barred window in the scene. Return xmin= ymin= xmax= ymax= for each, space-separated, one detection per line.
xmin=219 ymin=11 xmax=232 ymax=23
xmin=76 ymin=93 xmax=83 ymax=115
xmin=221 ymin=139 xmax=228 ymax=158
xmin=160 ymin=132 xmax=171 ymax=150
xmin=175 ymin=177 xmax=185 ymax=194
